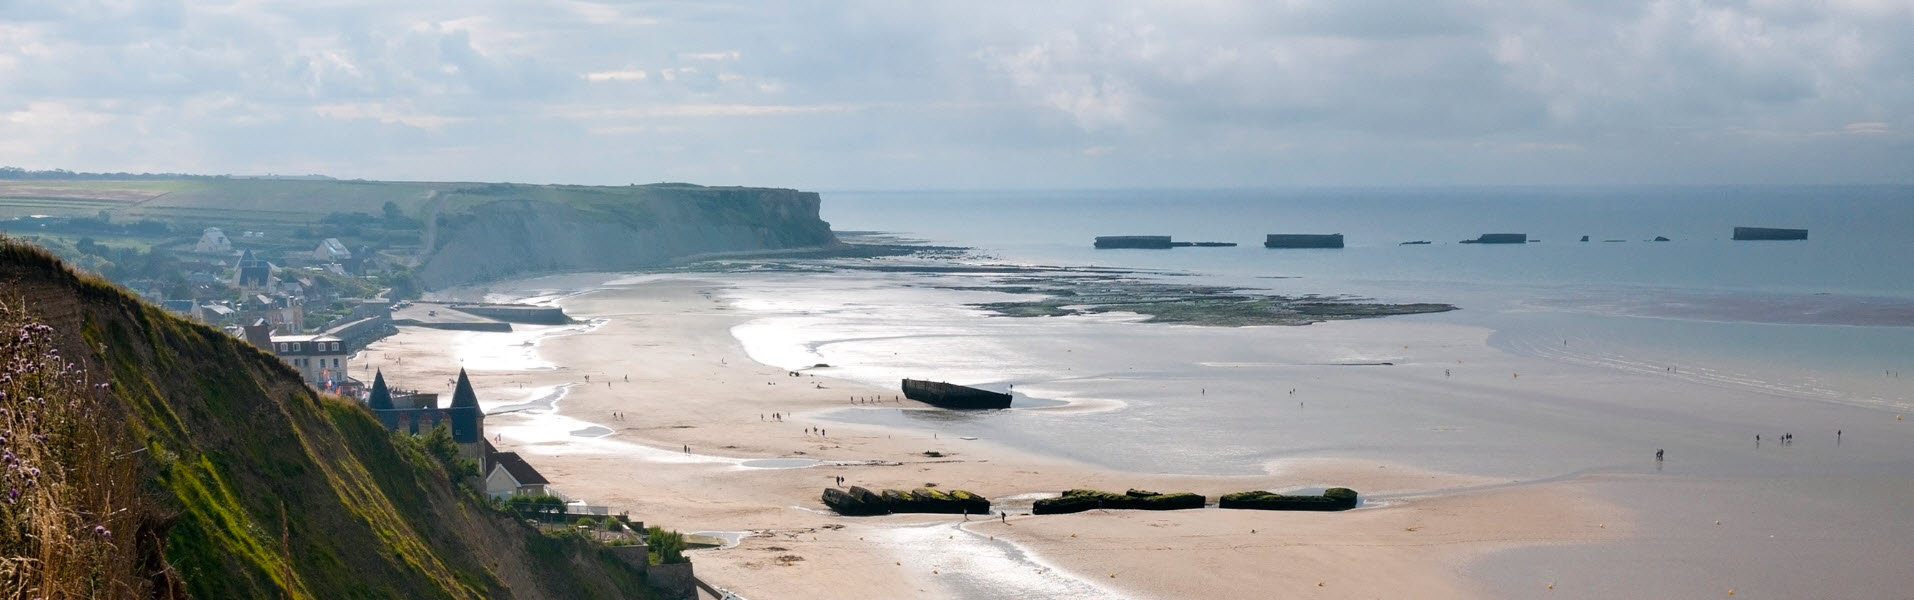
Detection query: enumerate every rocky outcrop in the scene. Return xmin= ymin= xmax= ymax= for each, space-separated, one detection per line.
xmin=416 ymin=184 xmax=837 ymax=289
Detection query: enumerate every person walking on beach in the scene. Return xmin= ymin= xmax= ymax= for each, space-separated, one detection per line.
xmin=683 ymin=444 xmax=689 ymax=454
xmin=1655 ymin=449 xmax=1664 ymax=461
xmin=1001 ymin=511 xmax=1007 ymax=524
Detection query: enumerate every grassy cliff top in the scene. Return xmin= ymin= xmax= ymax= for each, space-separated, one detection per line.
xmin=0 ymin=177 xmax=812 ymax=229
xmin=0 ymin=236 xmax=659 ymax=599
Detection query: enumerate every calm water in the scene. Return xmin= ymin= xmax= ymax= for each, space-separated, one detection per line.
xmin=819 ymin=185 xmax=1914 ymax=402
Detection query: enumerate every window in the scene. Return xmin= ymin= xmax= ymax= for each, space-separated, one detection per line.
xmin=292 ymin=343 xmax=301 ymax=352
xmin=277 ymin=343 xmax=288 ymax=352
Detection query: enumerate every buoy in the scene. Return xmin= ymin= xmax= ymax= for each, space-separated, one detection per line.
xmin=934 ymin=570 xmax=939 ymax=574
xmin=1110 ymin=574 xmax=1116 ymax=578
xmin=1071 ymin=533 xmax=1077 ymax=537
xmin=1715 ymin=520 xmax=1721 ymax=526
xmin=1318 ymin=582 xmax=1325 ymax=587
xmin=895 ymin=561 xmax=900 ymax=565
xmin=1548 ymin=583 xmax=1554 ymax=590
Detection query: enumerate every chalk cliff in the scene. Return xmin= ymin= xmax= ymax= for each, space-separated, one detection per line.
xmin=416 ymin=184 xmax=837 ymax=289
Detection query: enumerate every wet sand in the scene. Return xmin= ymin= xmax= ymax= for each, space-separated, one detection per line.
xmin=360 ymin=274 xmax=1914 ymax=599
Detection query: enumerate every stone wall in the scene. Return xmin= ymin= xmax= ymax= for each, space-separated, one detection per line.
xmin=647 ymin=561 xmax=697 ymax=600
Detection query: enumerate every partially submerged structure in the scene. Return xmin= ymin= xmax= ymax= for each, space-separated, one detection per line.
xmin=1733 ymin=227 xmax=1807 ymax=241
xmin=1460 ymin=233 xmax=1528 ymax=244
xmin=1264 ymin=234 xmax=1344 ymax=248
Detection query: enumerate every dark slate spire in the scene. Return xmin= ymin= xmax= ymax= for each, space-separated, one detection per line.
xmin=450 ymin=368 xmax=479 ymax=409
xmin=367 ymin=370 xmax=393 ymax=410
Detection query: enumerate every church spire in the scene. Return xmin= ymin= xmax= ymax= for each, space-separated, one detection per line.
xmin=367 ymin=370 xmax=393 ymax=410
xmin=450 ymin=368 xmax=479 ymax=409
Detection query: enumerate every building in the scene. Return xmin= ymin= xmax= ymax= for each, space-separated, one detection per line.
xmin=366 ymin=370 xmax=487 ymax=464
xmin=194 ymin=227 xmax=233 ymax=254
xmin=270 ymin=333 xmax=349 ymax=388
xmin=234 ymin=250 xmax=277 ymax=293
xmin=240 ymin=293 xmax=304 ymax=334
xmin=484 ymin=447 xmax=553 ymax=499
xmin=314 ymin=238 xmax=352 ymax=262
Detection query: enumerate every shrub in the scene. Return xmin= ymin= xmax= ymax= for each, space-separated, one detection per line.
xmin=0 ymin=299 xmax=150 ymax=596
xmin=646 ymin=527 xmax=688 ymax=564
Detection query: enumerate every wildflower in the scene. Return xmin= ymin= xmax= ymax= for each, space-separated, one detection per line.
xmin=93 ymin=525 xmax=110 ymax=538
xmin=5 ymin=488 xmax=15 ymax=503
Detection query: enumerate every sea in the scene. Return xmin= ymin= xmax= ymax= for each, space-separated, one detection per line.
xmin=717 ymin=187 xmax=1911 ymax=467
xmin=706 ymin=186 xmax=1914 ymax=596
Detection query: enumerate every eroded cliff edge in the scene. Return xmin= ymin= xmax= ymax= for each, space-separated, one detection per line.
xmin=416 ymin=183 xmax=837 ymax=290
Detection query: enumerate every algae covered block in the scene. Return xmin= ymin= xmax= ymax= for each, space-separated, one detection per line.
xmin=1032 ymin=488 xmax=1207 ymax=514
xmin=1218 ymin=488 xmax=1359 ymax=511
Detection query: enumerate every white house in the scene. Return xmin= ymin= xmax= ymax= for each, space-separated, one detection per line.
xmin=485 ymin=450 xmax=553 ymax=499
xmin=270 ymin=334 xmax=349 ymax=388
xmin=194 ymin=228 xmax=233 ymax=253
xmin=313 ymin=238 xmax=352 ymax=262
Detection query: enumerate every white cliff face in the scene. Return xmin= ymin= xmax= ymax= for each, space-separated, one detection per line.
xmin=415 ymin=187 xmax=836 ymax=290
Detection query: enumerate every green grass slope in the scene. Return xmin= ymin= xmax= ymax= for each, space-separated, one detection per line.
xmin=0 ymin=237 xmax=657 ymax=599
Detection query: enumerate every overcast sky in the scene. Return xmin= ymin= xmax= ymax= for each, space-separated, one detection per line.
xmin=1 ymin=1 xmax=1910 ymax=188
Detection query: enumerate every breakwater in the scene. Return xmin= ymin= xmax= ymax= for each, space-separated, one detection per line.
xmin=1460 ymin=233 xmax=1528 ymax=244
xmin=1733 ymin=227 xmax=1807 ymax=241
xmin=1264 ymin=234 xmax=1344 ymax=248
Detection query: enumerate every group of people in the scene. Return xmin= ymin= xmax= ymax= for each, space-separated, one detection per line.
xmin=1755 ymin=431 xmax=1833 ymax=446
xmin=851 ymin=395 xmax=898 ymax=405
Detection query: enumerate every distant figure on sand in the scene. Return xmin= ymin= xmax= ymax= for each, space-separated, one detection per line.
xmin=683 ymin=444 xmax=689 ymax=454
xmin=1656 ymin=449 xmax=1664 ymax=461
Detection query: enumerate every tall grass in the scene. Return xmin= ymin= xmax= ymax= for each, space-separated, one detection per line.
xmin=0 ymin=298 xmax=152 ymax=598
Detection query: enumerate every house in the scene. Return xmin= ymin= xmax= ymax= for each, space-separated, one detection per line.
xmin=484 ymin=447 xmax=553 ymax=499
xmin=195 ymin=303 xmax=236 ymax=325
xmin=365 ymin=370 xmax=487 ymax=464
xmin=240 ymin=292 xmax=303 ymax=334
xmin=234 ymin=250 xmax=277 ymax=293
xmin=314 ymin=238 xmax=352 ymax=262
xmin=194 ymin=227 xmax=233 ymax=253
xmin=270 ymin=333 xmax=349 ymax=388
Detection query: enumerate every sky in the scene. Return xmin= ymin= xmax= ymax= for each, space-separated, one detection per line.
xmin=1 ymin=0 xmax=1910 ymax=189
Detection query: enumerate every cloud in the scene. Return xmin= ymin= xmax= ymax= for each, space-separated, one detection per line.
xmin=0 ymin=0 xmax=1907 ymax=187
xmin=585 ymin=69 xmax=647 ymax=82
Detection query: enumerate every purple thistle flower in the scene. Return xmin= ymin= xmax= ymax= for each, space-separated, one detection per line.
xmin=93 ymin=525 xmax=110 ymax=538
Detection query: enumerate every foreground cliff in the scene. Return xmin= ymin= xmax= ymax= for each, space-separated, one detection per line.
xmin=417 ymin=183 xmax=837 ymax=289
xmin=0 ymin=238 xmax=657 ymax=599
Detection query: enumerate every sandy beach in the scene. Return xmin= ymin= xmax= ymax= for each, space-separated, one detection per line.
xmin=359 ymin=275 xmax=1651 ymax=599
